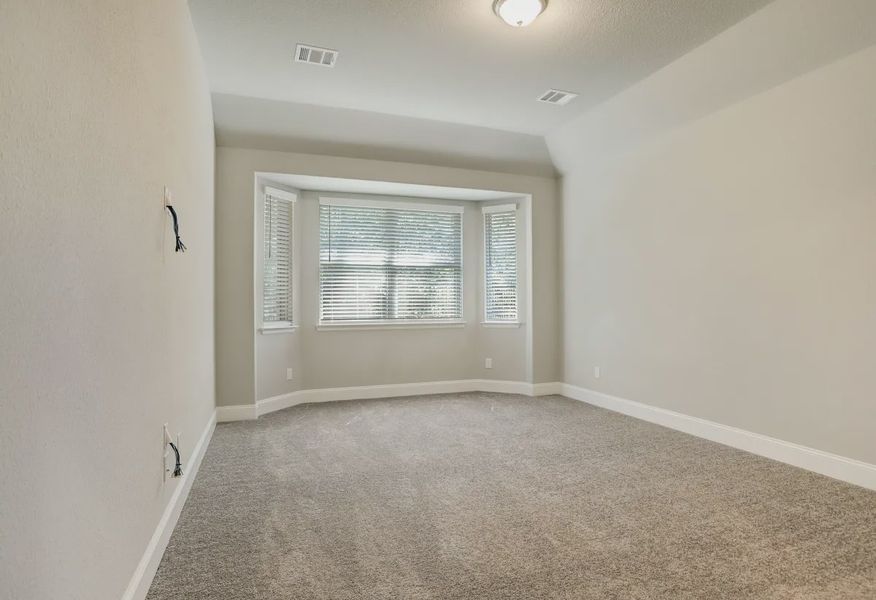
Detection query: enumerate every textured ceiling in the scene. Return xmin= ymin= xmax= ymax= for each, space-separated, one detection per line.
xmin=547 ymin=0 xmax=876 ymax=173
xmin=189 ymin=0 xmax=772 ymax=136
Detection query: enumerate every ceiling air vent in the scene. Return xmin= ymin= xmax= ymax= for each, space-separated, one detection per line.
xmin=294 ymin=44 xmax=338 ymax=68
xmin=538 ymin=89 xmax=578 ymax=105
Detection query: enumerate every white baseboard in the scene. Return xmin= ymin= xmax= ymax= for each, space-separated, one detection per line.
xmin=258 ymin=379 xmax=470 ymax=415
xmin=121 ymin=411 xmax=217 ymax=600
xmin=561 ymin=384 xmax=876 ymax=492
xmin=216 ymin=403 xmax=257 ymax=422
xmin=251 ymin=379 xmax=563 ymax=419
xmin=532 ymin=381 xmax=564 ymax=396
xmin=474 ymin=378 xmax=560 ymax=396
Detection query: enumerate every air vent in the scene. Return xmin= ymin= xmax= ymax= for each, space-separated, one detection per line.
xmin=537 ymin=89 xmax=578 ymax=105
xmin=294 ymin=44 xmax=338 ymax=68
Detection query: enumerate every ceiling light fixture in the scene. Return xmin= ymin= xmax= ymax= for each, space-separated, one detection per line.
xmin=493 ymin=0 xmax=547 ymax=27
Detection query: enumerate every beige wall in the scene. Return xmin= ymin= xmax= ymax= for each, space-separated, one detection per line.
xmin=216 ymin=147 xmax=560 ymax=407
xmin=554 ymin=42 xmax=876 ymax=464
xmin=0 ymin=1 xmax=215 ymax=599
xmin=254 ymin=189 xmax=528 ymax=401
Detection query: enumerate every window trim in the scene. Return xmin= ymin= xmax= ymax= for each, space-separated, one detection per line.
xmin=317 ymin=195 xmax=465 ymax=327
xmin=257 ymin=185 xmax=297 ymax=332
xmin=482 ymin=203 xmax=520 ymax=325
xmin=319 ymin=196 xmax=465 ymax=214
xmin=259 ymin=323 xmax=299 ymax=334
xmin=316 ymin=319 xmax=466 ymax=332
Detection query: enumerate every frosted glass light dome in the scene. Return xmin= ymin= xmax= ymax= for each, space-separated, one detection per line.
xmin=493 ymin=0 xmax=547 ymax=27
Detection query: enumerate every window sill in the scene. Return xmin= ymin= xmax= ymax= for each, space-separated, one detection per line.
xmin=481 ymin=321 xmax=522 ymax=328
xmin=259 ymin=324 xmax=298 ymax=335
xmin=317 ymin=320 xmax=467 ymax=332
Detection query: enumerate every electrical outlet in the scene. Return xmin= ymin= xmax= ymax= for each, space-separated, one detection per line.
xmin=286 ymin=367 xmax=294 ymax=381
xmin=594 ymin=366 xmax=601 ymax=379
xmin=485 ymin=358 xmax=493 ymax=369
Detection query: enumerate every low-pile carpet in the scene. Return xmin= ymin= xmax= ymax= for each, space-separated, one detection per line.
xmin=147 ymin=393 xmax=876 ymax=599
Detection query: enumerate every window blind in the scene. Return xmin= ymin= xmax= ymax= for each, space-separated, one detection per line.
xmin=262 ymin=188 xmax=294 ymax=324
xmin=319 ymin=200 xmax=463 ymax=323
xmin=484 ymin=206 xmax=518 ymax=322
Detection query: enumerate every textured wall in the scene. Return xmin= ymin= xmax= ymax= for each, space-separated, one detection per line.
xmin=0 ymin=1 xmax=215 ymax=598
xmin=215 ymin=147 xmax=560 ymax=407
xmin=551 ymin=2 xmax=876 ymax=464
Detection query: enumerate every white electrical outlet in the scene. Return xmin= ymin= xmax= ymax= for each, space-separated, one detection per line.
xmin=286 ymin=367 xmax=294 ymax=380
xmin=594 ymin=366 xmax=601 ymax=379
xmin=485 ymin=358 xmax=493 ymax=369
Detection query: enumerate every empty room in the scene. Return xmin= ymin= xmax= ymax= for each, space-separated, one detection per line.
xmin=2 ymin=0 xmax=876 ymax=598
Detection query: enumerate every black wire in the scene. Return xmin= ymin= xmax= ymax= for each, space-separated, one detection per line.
xmin=169 ymin=442 xmax=183 ymax=477
xmin=165 ymin=205 xmax=187 ymax=252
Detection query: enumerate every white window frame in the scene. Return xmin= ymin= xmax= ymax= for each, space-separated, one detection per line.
xmin=257 ymin=185 xmax=297 ymax=333
xmin=317 ymin=196 xmax=466 ymax=329
xmin=482 ymin=203 xmax=520 ymax=326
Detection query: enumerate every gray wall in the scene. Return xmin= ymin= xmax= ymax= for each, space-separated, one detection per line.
xmin=549 ymin=1 xmax=876 ymax=465
xmin=0 ymin=1 xmax=216 ymax=598
xmin=216 ymin=147 xmax=560 ymax=407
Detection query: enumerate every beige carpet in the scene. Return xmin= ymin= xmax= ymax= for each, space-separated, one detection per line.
xmin=147 ymin=393 xmax=876 ymax=599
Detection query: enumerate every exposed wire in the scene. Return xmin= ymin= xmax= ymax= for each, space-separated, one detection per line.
xmin=168 ymin=441 xmax=183 ymax=477
xmin=165 ymin=205 xmax=187 ymax=252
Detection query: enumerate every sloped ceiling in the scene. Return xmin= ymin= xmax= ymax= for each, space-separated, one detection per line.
xmin=547 ymin=0 xmax=876 ymax=173
xmin=189 ymin=0 xmax=780 ymax=173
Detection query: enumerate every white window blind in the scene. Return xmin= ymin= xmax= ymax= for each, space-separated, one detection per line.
xmin=319 ymin=199 xmax=463 ymax=323
xmin=484 ymin=205 xmax=518 ymax=322
xmin=262 ymin=188 xmax=294 ymax=325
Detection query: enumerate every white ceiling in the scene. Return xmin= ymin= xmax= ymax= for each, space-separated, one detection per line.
xmin=189 ymin=0 xmax=773 ymax=136
xmin=548 ymin=0 xmax=876 ymax=173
